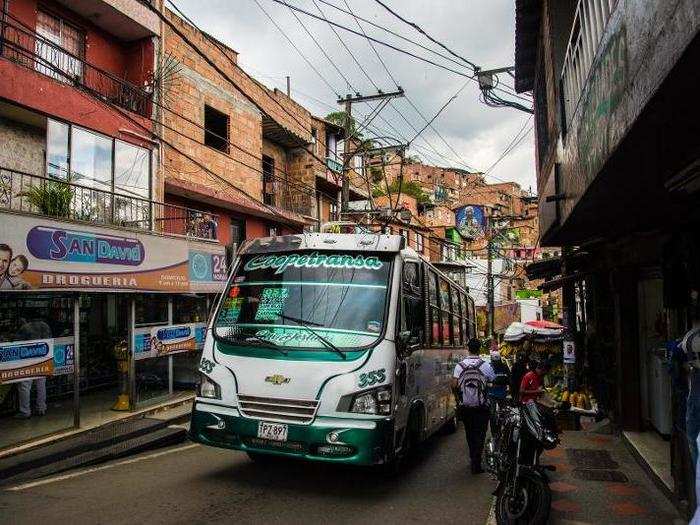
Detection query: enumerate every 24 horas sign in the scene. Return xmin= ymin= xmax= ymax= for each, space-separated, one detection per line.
xmin=0 ymin=214 xmax=226 ymax=292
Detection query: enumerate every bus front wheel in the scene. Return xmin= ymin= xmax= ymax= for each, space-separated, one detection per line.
xmin=246 ymin=451 xmax=276 ymax=463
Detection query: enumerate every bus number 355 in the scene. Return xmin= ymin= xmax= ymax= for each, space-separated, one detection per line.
xmin=358 ymin=368 xmax=386 ymax=388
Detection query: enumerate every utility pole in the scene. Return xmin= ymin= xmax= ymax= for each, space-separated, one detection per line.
xmin=341 ymin=95 xmax=352 ymax=214
xmin=338 ymin=89 xmax=405 ymax=213
xmin=487 ymin=216 xmax=495 ymax=338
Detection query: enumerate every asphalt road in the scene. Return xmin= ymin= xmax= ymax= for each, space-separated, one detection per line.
xmin=0 ymin=430 xmax=495 ymax=525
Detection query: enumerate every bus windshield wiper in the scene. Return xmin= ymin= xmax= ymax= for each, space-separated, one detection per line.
xmin=278 ymin=314 xmax=323 ymax=327
xmin=279 ymin=314 xmax=346 ymax=360
xmin=243 ymin=334 xmax=288 ymax=356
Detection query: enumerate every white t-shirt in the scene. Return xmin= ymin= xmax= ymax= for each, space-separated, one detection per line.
xmin=453 ymin=355 xmax=496 ymax=381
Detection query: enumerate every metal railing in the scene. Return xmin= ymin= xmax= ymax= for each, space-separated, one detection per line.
xmin=560 ymin=0 xmax=618 ymax=127
xmin=263 ymin=177 xmax=316 ymax=218
xmin=0 ymin=14 xmax=152 ymax=117
xmin=0 ymin=167 xmax=219 ymax=241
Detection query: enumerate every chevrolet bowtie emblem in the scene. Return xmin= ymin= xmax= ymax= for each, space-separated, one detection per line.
xmin=265 ymin=374 xmax=290 ymax=385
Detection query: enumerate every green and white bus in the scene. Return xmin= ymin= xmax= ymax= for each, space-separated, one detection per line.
xmin=190 ymin=233 xmax=476 ymax=465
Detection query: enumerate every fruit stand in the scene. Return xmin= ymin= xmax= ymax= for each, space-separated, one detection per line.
xmin=501 ymin=320 xmax=600 ymax=429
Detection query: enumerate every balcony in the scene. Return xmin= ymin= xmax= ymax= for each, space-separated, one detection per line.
xmin=560 ymin=0 xmax=617 ymax=127
xmin=0 ymin=167 xmax=219 ymax=241
xmin=263 ymin=177 xmax=316 ymax=219
xmin=0 ymin=15 xmax=152 ymax=117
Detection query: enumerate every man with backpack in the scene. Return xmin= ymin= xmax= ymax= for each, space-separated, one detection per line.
xmin=452 ymin=338 xmax=496 ymax=474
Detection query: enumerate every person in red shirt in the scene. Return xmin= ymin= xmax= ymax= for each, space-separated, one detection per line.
xmin=520 ymin=360 xmax=549 ymax=403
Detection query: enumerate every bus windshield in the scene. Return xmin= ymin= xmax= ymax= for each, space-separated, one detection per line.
xmin=213 ymin=251 xmax=393 ymax=350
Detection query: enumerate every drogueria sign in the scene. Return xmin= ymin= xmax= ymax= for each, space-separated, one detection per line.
xmin=0 ymin=215 xmax=226 ymax=292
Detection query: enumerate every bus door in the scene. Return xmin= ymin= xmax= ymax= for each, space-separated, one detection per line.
xmin=396 ymin=260 xmax=424 ymax=432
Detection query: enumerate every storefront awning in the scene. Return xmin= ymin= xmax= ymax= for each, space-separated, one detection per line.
xmin=538 ymin=272 xmax=587 ymax=292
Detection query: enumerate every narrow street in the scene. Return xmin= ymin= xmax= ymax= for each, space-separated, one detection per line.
xmin=0 ymin=432 xmax=496 ymax=525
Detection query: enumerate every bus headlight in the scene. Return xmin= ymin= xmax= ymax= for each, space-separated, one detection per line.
xmin=339 ymin=386 xmax=392 ymax=415
xmin=197 ymin=374 xmax=221 ymax=399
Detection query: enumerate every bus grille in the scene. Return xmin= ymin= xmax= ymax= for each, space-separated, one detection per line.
xmin=237 ymin=395 xmax=319 ymax=424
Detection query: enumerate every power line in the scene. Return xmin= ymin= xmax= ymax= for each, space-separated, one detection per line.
xmin=337 ymin=1 xmax=481 ymax=173
xmin=372 ymin=0 xmax=478 ymax=70
xmin=285 ymin=1 xmax=355 ymax=92
xmin=369 ymin=0 xmax=531 ymax=103
xmin=252 ymin=0 xmax=341 ymax=97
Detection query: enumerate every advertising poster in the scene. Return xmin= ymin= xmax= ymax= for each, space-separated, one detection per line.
xmin=454 ymin=205 xmax=486 ymax=239
xmin=0 ymin=338 xmax=54 ymax=384
xmin=563 ymin=340 xmax=576 ymax=364
xmin=52 ymin=338 xmax=75 ymax=376
xmin=0 ymin=215 xmax=226 ymax=293
xmin=134 ymin=323 xmax=207 ymax=360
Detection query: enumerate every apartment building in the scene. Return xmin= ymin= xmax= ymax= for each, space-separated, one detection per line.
xmin=0 ymin=0 xmax=227 ymax=450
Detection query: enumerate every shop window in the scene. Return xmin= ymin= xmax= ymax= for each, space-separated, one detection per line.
xmin=135 ymin=294 xmax=168 ymax=326
xmin=204 ymin=105 xmax=229 ymax=153
xmin=35 ymin=10 xmax=84 ymax=82
xmin=0 ymin=293 xmax=76 ymax=448
xmin=173 ymin=295 xmax=208 ymax=324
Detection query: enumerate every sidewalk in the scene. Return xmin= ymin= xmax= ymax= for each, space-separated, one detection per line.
xmin=542 ymin=430 xmax=684 ymax=524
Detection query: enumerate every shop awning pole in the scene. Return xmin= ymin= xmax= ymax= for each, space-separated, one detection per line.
xmin=129 ymin=298 xmax=136 ymax=410
xmin=73 ymin=295 xmax=80 ymax=429
xmin=168 ymin=297 xmax=173 ymax=395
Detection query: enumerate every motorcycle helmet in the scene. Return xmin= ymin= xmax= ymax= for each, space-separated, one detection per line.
xmin=681 ymin=326 xmax=700 ymax=369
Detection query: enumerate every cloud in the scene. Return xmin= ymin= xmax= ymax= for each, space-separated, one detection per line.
xmin=172 ymin=0 xmax=536 ymax=190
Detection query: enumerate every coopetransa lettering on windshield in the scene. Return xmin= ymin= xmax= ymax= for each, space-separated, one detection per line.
xmin=244 ymin=252 xmax=383 ymax=275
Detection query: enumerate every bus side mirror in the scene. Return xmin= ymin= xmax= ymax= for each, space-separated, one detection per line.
xmin=399 ymin=330 xmax=420 ymax=353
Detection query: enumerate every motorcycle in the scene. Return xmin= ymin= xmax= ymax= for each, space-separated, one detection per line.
xmin=485 ymin=399 xmax=568 ymax=525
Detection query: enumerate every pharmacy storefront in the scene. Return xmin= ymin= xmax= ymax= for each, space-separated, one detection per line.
xmin=0 ymin=215 xmax=226 ymax=450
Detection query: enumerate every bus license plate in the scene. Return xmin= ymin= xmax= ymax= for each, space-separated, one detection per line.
xmin=257 ymin=421 xmax=288 ymax=442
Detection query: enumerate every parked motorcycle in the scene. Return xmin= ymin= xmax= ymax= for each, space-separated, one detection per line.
xmin=485 ymin=400 xmax=568 ymax=525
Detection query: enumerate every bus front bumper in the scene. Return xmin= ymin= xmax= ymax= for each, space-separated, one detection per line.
xmin=189 ymin=402 xmax=394 ymax=465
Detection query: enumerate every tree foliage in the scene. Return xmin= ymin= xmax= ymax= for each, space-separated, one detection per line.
xmin=373 ymin=179 xmax=430 ymax=204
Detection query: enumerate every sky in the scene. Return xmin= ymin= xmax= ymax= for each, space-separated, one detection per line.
xmin=173 ymin=0 xmax=537 ymax=192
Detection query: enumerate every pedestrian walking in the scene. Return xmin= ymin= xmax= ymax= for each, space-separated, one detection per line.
xmin=488 ymin=351 xmax=510 ymax=436
xmin=453 ymin=338 xmax=495 ymax=474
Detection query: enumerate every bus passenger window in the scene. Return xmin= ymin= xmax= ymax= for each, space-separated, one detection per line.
xmin=428 ymin=271 xmax=440 ymax=346
xmin=438 ymin=278 xmax=451 ymax=346
xmin=401 ymin=262 xmax=424 ymax=343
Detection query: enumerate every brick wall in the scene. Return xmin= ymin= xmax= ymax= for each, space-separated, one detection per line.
xmin=162 ymin=8 xmax=323 ymax=223
xmin=163 ymin=9 xmax=312 ymax=143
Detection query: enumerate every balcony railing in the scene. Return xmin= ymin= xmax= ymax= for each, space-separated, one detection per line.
xmin=263 ymin=177 xmax=316 ymax=218
xmin=0 ymin=14 xmax=152 ymax=117
xmin=0 ymin=167 xmax=219 ymax=241
xmin=560 ymin=0 xmax=618 ymax=127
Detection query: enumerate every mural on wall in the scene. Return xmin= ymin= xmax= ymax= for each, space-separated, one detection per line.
xmin=0 ymin=215 xmax=226 ymax=292
xmin=455 ymin=205 xmax=486 ymax=239
xmin=577 ymin=25 xmax=628 ymax=184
